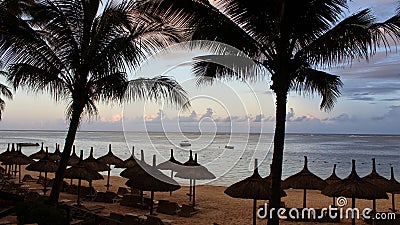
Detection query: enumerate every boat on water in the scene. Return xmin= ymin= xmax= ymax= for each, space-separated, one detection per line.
xmin=225 ymin=145 xmax=234 ymax=149
xmin=180 ymin=141 xmax=191 ymax=147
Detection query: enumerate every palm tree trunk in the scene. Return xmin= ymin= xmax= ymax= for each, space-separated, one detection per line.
xmin=49 ymin=105 xmax=84 ymax=204
xmin=267 ymin=91 xmax=287 ymax=225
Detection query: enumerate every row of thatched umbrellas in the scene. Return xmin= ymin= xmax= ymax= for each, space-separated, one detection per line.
xmin=225 ymin=156 xmax=400 ymax=225
xmin=0 ymin=143 xmax=216 ymax=214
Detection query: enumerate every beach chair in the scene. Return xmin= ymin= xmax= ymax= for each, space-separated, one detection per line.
xmin=120 ymin=194 xmax=142 ymax=207
xmin=156 ymin=200 xmax=181 ymax=215
xmin=117 ymin=187 xmax=129 ymax=197
xmin=103 ymin=191 xmax=119 ymax=203
xmin=177 ymin=204 xmax=199 ymax=217
xmin=143 ymin=215 xmax=173 ymax=225
xmin=94 ymin=191 xmax=106 ymax=202
xmin=121 ymin=214 xmax=141 ymax=225
xmin=22 ymin=174 xmax=37 ymax=183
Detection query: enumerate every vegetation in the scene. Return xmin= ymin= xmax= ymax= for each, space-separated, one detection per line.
xmin=0 ymin=0 xmax=190 ymax=203
xmin=144 ymin=1 xmax=400 ymax=224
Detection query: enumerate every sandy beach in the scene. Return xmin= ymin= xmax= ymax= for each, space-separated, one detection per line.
xmin=1 ymin=166 xmax=398 ymax=225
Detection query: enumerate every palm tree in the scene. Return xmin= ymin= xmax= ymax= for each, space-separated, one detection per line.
xmin=0 ymin=80 xmax=12 ymax=120
xmin=0 ymin=0 xmax=190 ymax=203
xmin=145 ymin=1 xmax=400 ymax=224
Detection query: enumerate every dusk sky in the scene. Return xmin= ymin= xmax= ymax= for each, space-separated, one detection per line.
xmin=0 ymin=0 xmax=399 ymax=134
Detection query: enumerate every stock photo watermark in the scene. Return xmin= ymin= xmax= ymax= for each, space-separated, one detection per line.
xmin=257 ymin=197 xmax=396 ymax=221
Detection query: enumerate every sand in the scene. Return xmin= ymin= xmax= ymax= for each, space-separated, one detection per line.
xmin=1 ymin=166 xmax=399 ymax=225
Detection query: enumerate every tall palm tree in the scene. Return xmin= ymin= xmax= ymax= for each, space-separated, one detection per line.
xmin=145 ymin=1 xmax=400 ymax=224
xmin=0 ymin=0 xmax=190 ymax=203
xmin=0 ymin=80 xmax=12 ymax=120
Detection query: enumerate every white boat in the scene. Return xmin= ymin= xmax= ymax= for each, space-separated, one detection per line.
xmin=225 ymin=145 xmax=234 ymax=149
xmin=180 ymin=141 xmax=191 ymax=147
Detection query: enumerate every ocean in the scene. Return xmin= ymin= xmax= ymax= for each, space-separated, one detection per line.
xmin=0 ymin=130 xmax=399 ymax=186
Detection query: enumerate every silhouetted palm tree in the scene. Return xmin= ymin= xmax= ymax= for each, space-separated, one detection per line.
xmin=146 ymin=1 xmax=400 ymax=224
xmin=0 ymin=0 xmax=190 ymax=203
xmin=0 ymin=80 xmax=12 ymax=120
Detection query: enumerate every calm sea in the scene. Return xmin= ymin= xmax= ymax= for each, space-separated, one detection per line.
xmin=0 ymin=130 xmax=399 ymax=186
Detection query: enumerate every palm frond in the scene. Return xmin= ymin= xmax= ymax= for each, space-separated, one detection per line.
xmin=290 ymin=68 xmax=343 ymax=111
xmin=126 ymin=76 xmax=190 ymax=110
xmin=297 ymin=9 xmax=400 ymax=67
xmin=7 ymin=63 xmax=68 ymax=101
xmin=192 ymin=54 xmax=265 ymax=85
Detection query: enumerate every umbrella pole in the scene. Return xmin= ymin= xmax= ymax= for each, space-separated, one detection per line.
xmin=303 ymin=189 xmax=307 ymax=208
xmin=44 ymin=172 xmax=48 ymax=195
xmin=106 ymin=165 xmax=111 ymax=191
xmin=170 ymin=170 xmax=173 ymax=196
xmin=18 ymin=165 xmax=21 ymax=184
xmin=352 ymin=197 xmax=356 ymax=225
xmin=392 ymin=193 xmax=396 ymax=212
xmin=253 ymin=199 xmax=257 ymax=225
xmin=332 ymin=197 xmax=336 ymax=206
xmin=70 ymin=178 xmax=73 ymax=185
xmin=189 ymin=179 xmax=192 ymax=202
xmin=192 ymin=179 xmax=196 ymax=207
xmin=77 ymin=178 xmax=81 ymax=206
xmin=150 ymin=191 xmax=154 ymax=215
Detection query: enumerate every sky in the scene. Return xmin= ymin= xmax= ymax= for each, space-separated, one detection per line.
xmin=0 ymin=0 xmax=399 ymax=134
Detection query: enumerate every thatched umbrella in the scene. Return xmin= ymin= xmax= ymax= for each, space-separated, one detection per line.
xmin=282 ymin=156 xmax=327 ymax=208
xmin=115 ymin=147 xmax=143 ymax=169
xmin=98 ymin=144 xmax=123 ymax=190
xmin=175 ymin=151 xmax=215 ymax=206
xmin=48 ymin=143 xmax=62 ymax=162
xmin=322 ymin=160 xmax=388 ymax=225
xmin=157 ymin=149 xmax=183 ymax=195
xmin=2 ymin=145 xmax=34 ymax=183
xmin=81 ymin=147 xmax=109 ymax=172
xmin=325 ymin=164 xmax=342 ymax=206
xmin=225 ymin=159 xmax=272 ymax=225
xmin=0 ymin=144 xmax=11 ymax=176
xmin=68 ymin=145 xmax=80 ymax=166
xmin=125 ymin=155 xmax=180 ymax=215
xmin=64 ymin=150 xmax=104 ymax=205
xmin=387 ymin=166 xmax=400 ymax=212
xmin=362 ymin=158 xmax=393 ymax=212
xmin=26 ymin=151 xmax=58 ymax=195
xmin=29 ymin=142 xmax=46 ymax=160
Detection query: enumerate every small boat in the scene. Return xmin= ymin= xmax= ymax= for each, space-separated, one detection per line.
xmin=180 ymin=141 xmax=191 ymax=147
xmin=17 ymin=143 xmax=40 ymax=147
xmin=225 ymin=145 xmax=234 ymax=149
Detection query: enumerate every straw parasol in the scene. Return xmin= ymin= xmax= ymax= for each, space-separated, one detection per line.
xmin=115 ymin=147 xmax=145 ymax=169
xmin=98 ymin=144 xmax=123 ymax=190
xmin=2 ymin=145 xmax=34 ymax=183
xmin=48 ymin=143 xmax=62 ymax=162
xmin=322 ymin=160 xmax=388 ymax=225
xmin=29 ymin=143 xmax=46 ymax=159
xmin=282 ymin=156 xmax=327 ymax=208
xmin=81 ymin=147 xmax=109 ymax=172
xmin=26 ymin=150 xmax=58 ymax=195
xmin=225 ymin=159 xmax=272 ymax=225
xmin=125 ymin=155 xmax=180 ymax=215
xmin=175 ymin=151 xmax=215 ymax=206
xmin=68 ymin=145 xmax=80 ymax=166
xmin=157 ymin=149 xmax=183 ymax=195
xmin=64 ymin=150 xmax=104 ymax=205
xmin=0 ymin=144 xmax=11 ymax=176
xmin=325 ymin=164 xmax=342 ymax=206
xmin=362 ymin=158 xmax=393 ymax=212
xmin=387 ymin=166 xmax=400 ymax=212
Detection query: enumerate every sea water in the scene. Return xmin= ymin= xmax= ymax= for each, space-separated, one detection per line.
xmin=0 ymin=130 xmax=399 ymax=186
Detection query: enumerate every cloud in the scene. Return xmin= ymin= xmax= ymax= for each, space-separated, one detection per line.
xmin=253 ymin=114 xmax=264 ymax=122
xmin=323 ymin=113 xmax=351 ymax=122
xmin=372 ymin=105 xmax=400 ymax=121
xmin=200 ymin=108 xmax=213 ymax=120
